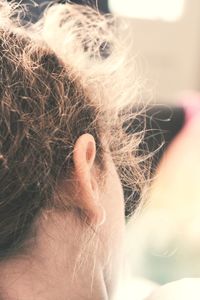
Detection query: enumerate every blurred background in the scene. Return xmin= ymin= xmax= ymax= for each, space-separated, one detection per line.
xmin=108 ymin=1 xmax=200 ymax=296
xmin=110 ymin=0 xmax=200 ymax=103
xmin=7 ymin=0 xmax=200 ymax=297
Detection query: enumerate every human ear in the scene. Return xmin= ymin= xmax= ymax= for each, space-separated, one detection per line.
xmin=73 ymin=133 xmax=105 ymax=225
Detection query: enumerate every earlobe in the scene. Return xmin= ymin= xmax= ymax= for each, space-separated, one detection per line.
xmin=73 ymin=134 xmax=105 ymax=225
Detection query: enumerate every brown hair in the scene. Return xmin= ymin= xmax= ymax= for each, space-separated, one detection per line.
xmin=0 ymin=2 xmax=146 ymax=260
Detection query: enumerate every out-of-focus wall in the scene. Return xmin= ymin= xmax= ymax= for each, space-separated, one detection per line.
xmin=112 ymin=0 xmax=200 ymax=103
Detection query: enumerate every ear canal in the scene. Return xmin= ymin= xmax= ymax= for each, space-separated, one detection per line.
xmin=86 ymin=140 xmax=96 ymax=166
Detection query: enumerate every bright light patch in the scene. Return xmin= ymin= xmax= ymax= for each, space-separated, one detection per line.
xmin=109 ymin=0 xmax=186 ymax=22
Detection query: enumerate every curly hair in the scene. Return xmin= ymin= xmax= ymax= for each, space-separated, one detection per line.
xmin=0 ymin=1 xmax=147 ymax=260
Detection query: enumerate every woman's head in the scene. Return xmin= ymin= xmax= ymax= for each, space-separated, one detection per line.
xmin=0 ymin=25 xmax=105 ymax=257
xmin=0 ymin=2 xmax=145 ymax=298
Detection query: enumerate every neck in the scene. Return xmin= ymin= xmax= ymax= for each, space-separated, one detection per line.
xmin=0 ymin=212 xmax=111 ymax=300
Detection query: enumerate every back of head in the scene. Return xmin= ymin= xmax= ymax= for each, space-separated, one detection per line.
xmin=0 ymin=3 xmax=107 ymax=258
xmin=0 ymin=2 xmax=146 ymax=298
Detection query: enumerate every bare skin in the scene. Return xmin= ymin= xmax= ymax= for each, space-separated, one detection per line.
xmin=0 ymin=134 xmax=125 ymax=300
